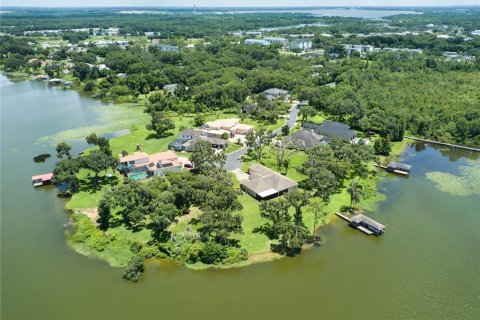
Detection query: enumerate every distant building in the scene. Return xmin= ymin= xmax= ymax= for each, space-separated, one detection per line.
xmin=344 ymin=44 xmax=375 ymax=55
xmin=151 ymin=40 xmax=179 ymax=52
xmin=289 ymin=38 xmax=312 ymax=50
xmin=163 ymin=83 xmax=179 ymax=94
xmin=261 ymin=88 xmax=290 ymax=101
xmin=263 ymin=37 xmax=288 ymax=47
xmin=303 ymin=120 xmax=355 ymax=142
xmin=471 ymin=30 xmax=480 ymax=36
xmin=245 ymin=39 xmax=270 ymax=46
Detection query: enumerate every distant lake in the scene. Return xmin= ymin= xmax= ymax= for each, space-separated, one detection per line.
xmin=225 ymin=8 xmax=420 ymax=18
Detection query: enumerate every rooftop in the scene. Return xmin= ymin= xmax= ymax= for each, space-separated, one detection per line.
xmin=242 ymin=164 xmax=298 ymax=197
xmin=303 ymin=120 xmax=355 ymax=140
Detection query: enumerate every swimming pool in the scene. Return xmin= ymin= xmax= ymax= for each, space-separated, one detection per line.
xmin=128 ymin=172 xmax=148 ymax=180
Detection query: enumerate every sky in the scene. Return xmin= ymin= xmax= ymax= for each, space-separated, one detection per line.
xmin=1 ymin=0 xmax=479 ymax=8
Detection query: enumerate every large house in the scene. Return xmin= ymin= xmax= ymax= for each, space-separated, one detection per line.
xmin=119 ymin=150 xmax=183 ymax=179
xmin=303 ymin=120 xmax=355 ymax=142
xmin=170 ymin=119 xmax=253 ymax=152
xmin=261 ymin=88 xmax=290 ymax=101
xmin=181 ymin=136 xmax=228 ymax=152
xmin=204 ymin=118 xmax=254 ymax=135
xmin=286 ymin=129 xmax=325 ymax=150
xmin=241 ymin=164 xmax=298 ymax=200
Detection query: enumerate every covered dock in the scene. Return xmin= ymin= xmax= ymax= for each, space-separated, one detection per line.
xmin=335 ymin=212 xmax=386 ymax=236
xmin=32 ymin=173 xmax=53 ymax=187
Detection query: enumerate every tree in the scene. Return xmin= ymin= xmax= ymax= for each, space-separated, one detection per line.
xmin=56 ymin=142 xmax=72 ymax=159
xmin=347 ymin=180 xmax=364 ymax=209
xmin=308 ymin=197 xmax=328 ymax=239
xmin=81 ymin=150 xmax=118 ymax=179
xmin=53 ymin=158 xmax=80 ymax=193
xmin=245 ymin=128 xmax=272 ymax=162
xmin=190 ymin=140 xmax=225 ymax=173
xmin=259 ymin=198 xmax=291 ymax=238
xmin=122 ymin=255 xmax=145 ymax=282
xmin=271 ymin=141 xmax=292 ymax=171
xmin=199 ymin=208 xmax=243 ymax=245
xmin=281 ymin=124 xmax=290 ymax=135
xmin=146 ymin=112 xmax=175 ymax=137
xmin=285 ymin=190 xmax=309 ymax=226
xmin=374 ymin=137 xmax=391 ymax=156
xmin=299 ymin=105 xmax=318 ymax=124
xmin=86 ymin=133 xmax=111 ymax=155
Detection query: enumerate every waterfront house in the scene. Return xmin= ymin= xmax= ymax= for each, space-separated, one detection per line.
xmin=119 ymin=151 xmax=183 ymax=179
xmin=286 ymin=129 xmax=325 ymax=150
xmin=303 ymin=120 xmax=355 ymax=142
xmin=241 ymin=164 xmax=298 ymax=200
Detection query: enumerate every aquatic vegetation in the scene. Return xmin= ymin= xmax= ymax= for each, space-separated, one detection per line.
xmin=33 ymin=153 xmax=51 ymax=162
xmin=36 ymin=104 xmax=149 ymax=145
xmin=426 ymin=160 xmax=480 ymax=196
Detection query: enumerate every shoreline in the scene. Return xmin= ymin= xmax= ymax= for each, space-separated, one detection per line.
xmin=4 ymin=72 xmax=412 ymax=270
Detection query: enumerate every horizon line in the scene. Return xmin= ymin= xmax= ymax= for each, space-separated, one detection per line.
xmin=1 ymin=5 xmax=480 ymax=9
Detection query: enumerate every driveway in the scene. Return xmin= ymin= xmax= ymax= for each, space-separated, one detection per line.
xmin=272 ymin=103 xmax=301 ymax=136
xmin=224 ymin=145 xmax=248 ymax=171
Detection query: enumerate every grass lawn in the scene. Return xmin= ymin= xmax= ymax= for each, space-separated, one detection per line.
xmin=241 ymin=146 xmax=308 ymax=183
xmin=66 ymin=169 xmax=123 ymax=210
xmin=224 ymin=143 xmax=244 ymax=154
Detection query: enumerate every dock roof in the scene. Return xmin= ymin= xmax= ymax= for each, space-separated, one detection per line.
xmin=350 ymin=214 xmax=386 ymax=231
xmin=32 ymin=173 xmax=53 ymax=181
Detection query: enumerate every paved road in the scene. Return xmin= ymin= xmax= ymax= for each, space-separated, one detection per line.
xmin=225 ymin=103 xmax=301 ymax=171
xmin=224 ymin=145 xmax=248 ymax=171
xmin=272 ymin=103 xmax=301 ymax=136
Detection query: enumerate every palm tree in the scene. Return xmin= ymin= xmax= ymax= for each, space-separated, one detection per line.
xmin=347 ymin=180 xmax=364 ymax=209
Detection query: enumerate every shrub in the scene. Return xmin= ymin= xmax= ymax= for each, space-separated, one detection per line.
xmin=122 ymin=255 xmax=145 ymax=282
xmin=200 ymin=241 xmax=228 ymax=264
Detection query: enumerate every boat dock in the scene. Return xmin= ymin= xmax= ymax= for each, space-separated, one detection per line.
xmin=405 ymin=136 xmax=480 ymax=152
xmin=374 ymin=162 xmax=411 ymax=176
xmin=335 ymin=212 xmax=386 ymax=236
xmin=32 ymin=173 xmax=53 ymax=187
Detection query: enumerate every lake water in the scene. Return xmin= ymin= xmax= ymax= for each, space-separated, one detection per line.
xmin=227 ymin=8 xmax=420 ymax=18
xmin=1 ymin=74 xmax=479 ymax=320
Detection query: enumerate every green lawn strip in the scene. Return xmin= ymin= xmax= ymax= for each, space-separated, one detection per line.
xmin=224 ymin=143 xmax=244 ymax=154
xmin=240 ymin=146 xmax=308 ymax=183
xmin=66 ymin=169 xmax=122 ymax=210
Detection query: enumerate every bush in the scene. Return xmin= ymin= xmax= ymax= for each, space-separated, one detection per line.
xmin=176 ymin=242 xmax=204 ymax=263
xmin=200 ymin=241 xmax=228 ymax=264
xmin=122 ymin=255 xmax=145 ymax=282
xmin=224 ymin=248 xmax=249 ymax=264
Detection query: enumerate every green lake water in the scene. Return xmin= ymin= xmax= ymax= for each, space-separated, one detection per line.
xmin=1 ymin=74 xmax=479 ymax=320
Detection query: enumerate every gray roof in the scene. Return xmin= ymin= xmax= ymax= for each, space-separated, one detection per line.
xmin=350 ymin=214 xmax=386 ymax=231
xmin=262 ymin=88 xmax=289 ymax=97
xmin=387 ymin=162 xmax=412 ymax=172
xmin=180 ymin=128 xmax=203 ymax=137
xmin=242 ymin=164 xmax=298 ymax=197
xmin=303 ymin=120 xmax=355 ymax=140
xmin=183 ymin=136 xmax=227 ymax=148
xmin=287 ymin=129 xmax=325 ymax=149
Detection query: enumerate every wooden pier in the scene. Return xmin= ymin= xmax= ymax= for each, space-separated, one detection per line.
xmin=405 ymin=136 xmax=480 ymax=152
xmin=373 ymin=164 xmax=409 ymax=176
xmin=335 ymin=212 xmax=386 ymax=236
